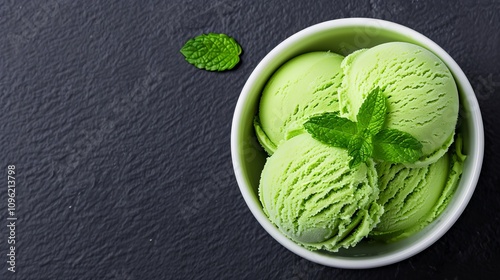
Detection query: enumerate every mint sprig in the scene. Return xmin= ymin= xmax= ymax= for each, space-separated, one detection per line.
xmin=304 ymin=87 xmax=423 ymax=167
xmin=180 ymin=33 xmax=242 ymax=71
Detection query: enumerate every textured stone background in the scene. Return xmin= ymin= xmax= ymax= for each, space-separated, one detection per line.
xmin=0 ymin=0 xmax=499 ymax=279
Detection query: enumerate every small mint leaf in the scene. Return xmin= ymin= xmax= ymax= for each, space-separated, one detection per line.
xmin=180 ymin=33 xmax=242 ymax=71
xmin=356 ymin=87 xmax=386 ymax=135
xmin=304 ymin=112 xmax=357 ymax=149
xmin=348 ymin=135 xmax=373 ymax=168
xmin=373 ymin=129 xmax=423 ymax=163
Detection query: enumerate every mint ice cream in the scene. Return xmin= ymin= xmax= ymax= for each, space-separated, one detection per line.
xmin=255 ymin=51 xmax=344 ymax=155
xmin=259 ymin=134 xmax=383 ymax=251
xmin=339 ymin=42 xmax=459 ymax=166
xmin=371 ymin=137 xmax=465 ymax=241
xmin=254 ymin=42 xmax=464 ymax=252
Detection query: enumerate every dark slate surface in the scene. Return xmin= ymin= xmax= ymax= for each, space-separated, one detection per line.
xmin=0 ymin=0 xmax=499 ymax=279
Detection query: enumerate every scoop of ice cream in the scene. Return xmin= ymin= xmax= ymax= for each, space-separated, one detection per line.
xmin=339 ymin=42 xmax=459 ymax=166
xmin=259 ymin=134 xmax=383 ymax=251
xmin=371 ymin=136 xmax=466 ymax=242
xmin=255 ymin=51 xmax=344 ymax=155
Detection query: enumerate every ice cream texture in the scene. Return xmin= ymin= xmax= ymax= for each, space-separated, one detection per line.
xmin=339 ymin=42 xmax=459 ymax=167
xmin=254 ymin=42 xmax=464 ymax=252
xmin=255 ymin=51 xmax=344 ymax=155
xmin=259 ymin=134 xmax=383 ymax=251
xmin=371 ymin=136 xmax=465 ymax=242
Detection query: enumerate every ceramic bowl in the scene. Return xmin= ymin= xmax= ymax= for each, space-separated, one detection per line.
xmin=231 ymin=18 xmax=484 ymax=268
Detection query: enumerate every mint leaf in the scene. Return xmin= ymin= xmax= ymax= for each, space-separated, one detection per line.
xmin=356 ymin=87 xmax=386 ymax=135
xmin=304 ymin=87 xmax=422 ymax=168
xmin=180 ymin=33 xmax=242 ymax=71
xmin=348 ymin=135 xmax=373 ymax=168
xmin=304 ymin=112 xmax=357 ymax=149
xmin=373 ymin=129 xmax=423 ymax=163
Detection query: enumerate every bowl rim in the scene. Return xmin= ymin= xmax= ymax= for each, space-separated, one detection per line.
xmin=231 ymin=17 xmax=484 ymax=269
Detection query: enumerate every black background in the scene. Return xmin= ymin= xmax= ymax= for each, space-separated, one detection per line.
xmin=1 ymin=0 xmax=499 ymax=279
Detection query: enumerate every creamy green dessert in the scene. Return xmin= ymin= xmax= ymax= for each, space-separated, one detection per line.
xmin=255 ymin=42 xmax=464 ymax=252
xmin=255 ymin=51 xmax=344 ymax=155
xmin=339 ymin=42 xmax=459 ymax=167
xmin=259 ymin=134 xmax=383 ymax=251
xmin=371 ymin=137 xmax=465 ymax=242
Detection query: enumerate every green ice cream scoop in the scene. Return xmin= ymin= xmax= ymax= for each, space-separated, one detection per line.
xmin=371 ymin=137 xmax=466 ymax=242
xmin=255 ymin=51 xmax=344 ymax=155
xmin=259 ymin=134 xmax=383 ymax=252
xmin=339 ymin=42 xmax=459 ymax=167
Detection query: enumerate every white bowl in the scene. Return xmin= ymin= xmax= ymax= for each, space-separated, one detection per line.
xmin=231 ymin=18 xmax=484 ymax=269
